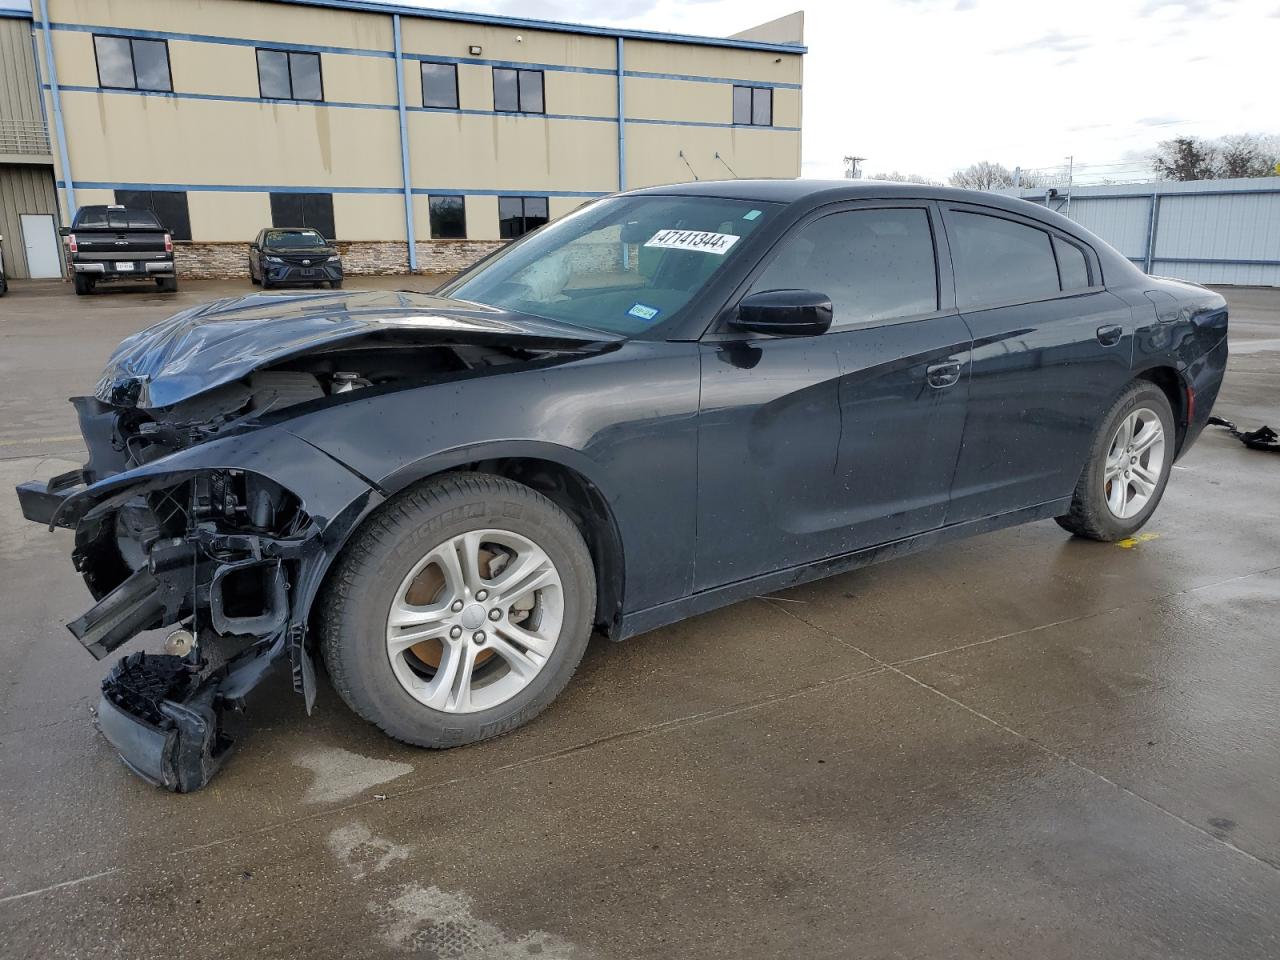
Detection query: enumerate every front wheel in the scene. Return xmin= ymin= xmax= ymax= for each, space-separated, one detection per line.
xmin=1056 ymin=381 xmax=1175 ymax=541
xmin=318 ymin=473 xmax=596 ymax=748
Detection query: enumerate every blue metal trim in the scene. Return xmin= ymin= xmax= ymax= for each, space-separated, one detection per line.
xmin=1150 ymin=256 xmax=1280 ymax=267
xmin=48 ymin=83 xmax=396 ymax=110
xmin=58 ymin=180 xmax=607 ymax=199
xmin=408 ymin=53 xmax=614 ymax=77
xmin=0 ymin=9 xmax=32 ymax=20
xmin=38 ymin=0 xmax=75 ymax=217
xmin=408 ymin=105 xmax=612 ymax=122
xmin=625 ymin=69 xmax=801 ymax=89
xmin=616 ymin=37 xmax=625 ymax=192
xmin=393 ymin=14 xmax=416 ymax=271
xmin=49 ymin=22 xmax=394 ymax=57
xmin=409 ymin=188 xmax=607 ymax=198
xmin=628 ymin=117 xmax=800 ymax=132
xmin=257 ymin=0 xmax=808 ymax=54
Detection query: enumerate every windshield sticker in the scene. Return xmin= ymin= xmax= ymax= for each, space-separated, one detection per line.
xmin=743 ymin=209 xmax=763 ymax=221
xmin=628 ymin=303 xmax=661 ymax=321
xmin=644 ymin=229 xmax=740 ymax=255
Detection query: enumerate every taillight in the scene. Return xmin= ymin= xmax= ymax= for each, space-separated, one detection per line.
xmin=67 ymin=233 xmax=77 ymax=253
xmin=164 ymin=233 xmax=173 ymax=253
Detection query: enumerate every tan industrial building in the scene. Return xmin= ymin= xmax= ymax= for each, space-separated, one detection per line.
xmin=0 ymin=0 xmax=804 ymax=279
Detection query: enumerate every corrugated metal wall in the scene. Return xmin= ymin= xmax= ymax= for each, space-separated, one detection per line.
xmin=1003 ymin=177 xmax=1280 ymax=287
xmin=0 ymin=17 xmax=42 ymax=124
xmin=0 ymin=164 xmax=61 ymax=279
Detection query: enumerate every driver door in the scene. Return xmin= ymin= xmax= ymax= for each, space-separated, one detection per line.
xmin=694 ymin=202 xmax=971 ymax=591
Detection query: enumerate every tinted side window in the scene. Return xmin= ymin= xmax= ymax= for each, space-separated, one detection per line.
xmin=949 ymin=211 xmax=1060 ymax=309
xmin=749 ymin=208 xmax=938 ymax=328
xmin=1053 ymin=236 xmax=1091 ymax=290
xmin=429 ymin=196 xmax=467 ymax=239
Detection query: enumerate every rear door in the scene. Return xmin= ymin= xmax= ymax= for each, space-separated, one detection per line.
xmin=694 ymin=201 xmax=972 ymax=590
xmin=941 ymin=203 xmax=1134 ymax=522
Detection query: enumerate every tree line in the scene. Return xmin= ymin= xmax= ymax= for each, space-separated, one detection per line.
xmin=866 ymin=132 xmax=1279 ymax=189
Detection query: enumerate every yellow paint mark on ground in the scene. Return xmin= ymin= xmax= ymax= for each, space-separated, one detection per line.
xmin=1117 ymin=532 xmax=1161 ymax=549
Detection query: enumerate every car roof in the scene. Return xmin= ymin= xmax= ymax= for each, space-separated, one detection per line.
xmin=625 ymin=178 xmax=1054 ymax=219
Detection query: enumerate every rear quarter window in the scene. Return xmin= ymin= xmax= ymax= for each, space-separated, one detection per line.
xmin=1053 ymin=236 xmax=1092 ymax=290
xmin=948 ymin=211 xmax=1061 ymax=310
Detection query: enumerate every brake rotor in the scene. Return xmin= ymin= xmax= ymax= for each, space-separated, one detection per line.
xmin=405 ymin=548 xmax=498 ymax=669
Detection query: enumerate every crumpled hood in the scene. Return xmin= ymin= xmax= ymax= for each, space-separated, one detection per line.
xmin=95 ymin=290 xmax=620 ymax=409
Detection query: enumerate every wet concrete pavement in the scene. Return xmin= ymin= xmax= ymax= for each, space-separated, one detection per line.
xmin=1 ymin=279 xmax=1277 ymax=959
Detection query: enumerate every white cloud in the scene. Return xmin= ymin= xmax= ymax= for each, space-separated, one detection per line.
xmin=377 ymin=0 xmax=1280 ymax=182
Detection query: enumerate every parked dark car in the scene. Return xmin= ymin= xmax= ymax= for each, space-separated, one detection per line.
xmin=0 ymin=233 xmax=7 ymax=295
xmin=16 ymin=180 xmax=1227 ymax=791
xmin=249 ymin=227 xmax=343 ymax=289
xmin=63 ymin=205 xmax=177 ymax=295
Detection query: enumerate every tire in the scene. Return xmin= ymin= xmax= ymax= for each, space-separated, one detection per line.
xmin=318 ymin=472 xmax=596 ymax=748
xmin=261 ymin=276 xmax=273 ymax=290
xmin=1056 ymin=380 xmax=1176 ymax=541
xmin=73 ymin=274 xmax=94 ymax=296
xmin=249 ymin=260 xmax=260 ymax=285
xmin=155 ymin=276 xmax=178 ymax=292
xmin=330 ymin=279 xmax=343 ymax=289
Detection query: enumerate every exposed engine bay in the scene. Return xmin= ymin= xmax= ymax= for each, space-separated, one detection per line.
xmin=16 ymin=300 xmax=618 ymax=791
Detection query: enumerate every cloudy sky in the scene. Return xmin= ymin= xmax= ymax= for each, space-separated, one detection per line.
xmin=404 ymin=0 xmax=1280 ymax=183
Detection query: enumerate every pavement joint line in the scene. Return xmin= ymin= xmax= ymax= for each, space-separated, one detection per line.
xmin=766 ymin=601 xmax=1280 ymax=876
xmin=0 ymin=869 xmax=122 ymax=907
xmin=0 ymin=663 xmax=891 ymax=905
xmin=883 ymin=562 xmax=1280 ymax=669
xmin=0 ymin=435 xmax=82 ymax=447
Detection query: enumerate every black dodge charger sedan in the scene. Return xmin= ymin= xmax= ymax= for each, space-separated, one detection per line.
xmin=17 ymin=180 xmax=1227 ymax=791
xmin=248 ymin=227 xmax=343 ymax=289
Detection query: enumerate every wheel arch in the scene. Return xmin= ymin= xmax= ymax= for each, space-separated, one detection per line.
xmin=1133 ymin=364 xmax=1189 ymax=455
xmin=334 ymin=442 xmax=627 ymax=638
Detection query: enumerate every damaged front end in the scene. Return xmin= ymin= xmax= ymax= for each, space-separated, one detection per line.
xmin=16 ymin=290 xmax=619 ymax=790
xmin=18 ymin=424 xmax=379 ymax=792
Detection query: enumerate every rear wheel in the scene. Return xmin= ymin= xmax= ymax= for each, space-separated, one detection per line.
xmin=155 ymin=276 xmax=178 ymax=292
xmin=1056 ymin=381 xmax=1175 ymax=541
xmin=318 ymin=472 xmax=595 ymax=748
xmin=73 ymin=274 xmax=94 ymax=296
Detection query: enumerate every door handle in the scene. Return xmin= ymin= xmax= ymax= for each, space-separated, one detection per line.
xmin=926 ymin=360 xmax=963 ymax=389
xmin=1096 ymin=324 xmax=1123 ymax=347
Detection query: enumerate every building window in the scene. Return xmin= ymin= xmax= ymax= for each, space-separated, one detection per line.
xmin=257 ymin=48 xmax=324 ymax=101
xmin=114 ymin=189 xmax=192 ymax=241
xmin=269 ymin=192 xmax=335 ymax=240
xmin=498 ymin=196 xmax=549 ymax=239
xmin=94 ymin=35 xmax=172 ymax=92
xmin=492 ymin=68 xmax=544 ymax=114
xmin=429 ymin=196 xmax=467 ymax=239
xmin=732 ymin=85 xmax=772 ymax=126
xmin=421 ymin=62 xmax=459 ymax=109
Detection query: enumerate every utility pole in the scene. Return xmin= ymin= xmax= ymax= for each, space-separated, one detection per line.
xmin=843 ymin=155 xmax=864 ymax=180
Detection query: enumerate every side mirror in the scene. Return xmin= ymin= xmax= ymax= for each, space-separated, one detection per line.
xmin=59 ymin=226 xmax=70 ymax=237
xmin=619 ymin=221 xmax=650 ymax=244
xmin=732 ymin=289 xmax=833 ymax=337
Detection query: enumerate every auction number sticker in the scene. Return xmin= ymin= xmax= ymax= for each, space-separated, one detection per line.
xmin=644 ymin=229 xmax=740 ymax=255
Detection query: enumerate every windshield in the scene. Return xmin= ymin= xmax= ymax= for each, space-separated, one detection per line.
xmin=264 ymin=229 xmax=326 ymax=248
xmin=440 ymin=195 xmax=777 ymax=336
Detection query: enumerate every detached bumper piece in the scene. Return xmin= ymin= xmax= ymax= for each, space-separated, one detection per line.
xmin=97 ymin=652 xmax=233 ymax=793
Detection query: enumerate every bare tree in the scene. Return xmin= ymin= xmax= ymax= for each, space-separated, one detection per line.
xmin=1216 ymin=134 xmax=1280 ymax=179
xmin=1151 ymin=136 xmax=1220 ymax=181
xmin=869 ymin=171 xmax=944 ymax=186
xmin=948 ymin=161 xmax=1046 ymax=190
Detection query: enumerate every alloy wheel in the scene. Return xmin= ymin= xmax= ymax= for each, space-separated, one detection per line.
xmin=385 ymin=529 xmax=564 ymax=713
xmin=1103 ymin=407 xmax=1166 ymax=519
